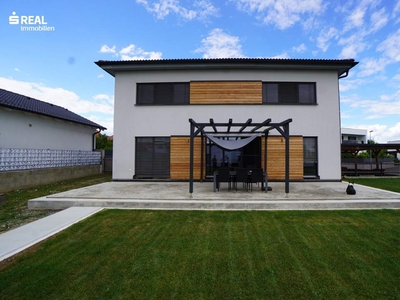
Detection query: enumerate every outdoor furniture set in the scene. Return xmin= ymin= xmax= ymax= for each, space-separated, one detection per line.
xmin=213 ymin=168 xmax=271 ymax=192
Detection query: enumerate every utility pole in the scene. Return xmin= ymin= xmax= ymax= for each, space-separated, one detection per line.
xmin=369 ymin=130 xmax=373 ymax=170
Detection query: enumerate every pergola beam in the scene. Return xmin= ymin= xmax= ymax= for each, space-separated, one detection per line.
xmin=210 ymin=118 xmax=218 ymax=133
xmin=239 ymin=118 xmax=252 ymax=133
xmin=251 ymin=118 xmax=271 ymax=132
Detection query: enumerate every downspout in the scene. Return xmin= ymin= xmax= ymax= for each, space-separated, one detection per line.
xmin=92 ymin=129 xmax=102 ymax=151
xmin=338 ymin=70 xmax=349 ymax=179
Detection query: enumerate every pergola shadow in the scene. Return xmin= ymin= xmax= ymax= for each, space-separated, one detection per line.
xmin=189 ymin=118 xmax=292 ymax=194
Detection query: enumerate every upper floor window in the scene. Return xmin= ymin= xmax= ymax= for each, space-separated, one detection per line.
xmin=137 ymin=83 xmax=189 ymax=105
xmin=262 ymin=82 xmax=316 ymax=104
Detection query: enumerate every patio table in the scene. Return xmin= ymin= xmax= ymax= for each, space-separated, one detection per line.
xmin=213 ymin=170 xmax=269 ymax=192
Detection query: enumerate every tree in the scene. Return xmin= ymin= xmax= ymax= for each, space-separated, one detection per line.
xmin=96 ymin=133 xmax=113 ymax=150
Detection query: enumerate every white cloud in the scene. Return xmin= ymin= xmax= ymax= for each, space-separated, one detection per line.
xmin=392 ymin=74 xmax=400 ymax=81
xmin=97 ymin=74 xmax=104 ymax=78
xmin=377 ymin=28 xmax=400 ymax=62
xmin=233 ymin=0 xmax=324 ymax=30
xmin=356 ymin=57 xmax=388 ymax=77
xmin=345 ymin=90 xmax=400 ymax=121
xmin=338 ymin=31 xmax=370 ymax=58
xmin=292 ymin=43 xmax=307 ymax=53
xmin=99 ymin=45 xmax=117 ymax=54
xmin=370 ymin=7 xmax=388 ymax=33
xmin=347 ymin=6 xmax=366 ymax=28
xmin=0 ymin=77 xmax=113 ymax=132
xmin=393 ymin=0 xmax=400 ymax=17
xmin=194 ymin=0 xmax=220 ymax=20
xmin=339 ymin=78 xmax=367 ymax=92
xmin=194 ymin=28 xmax=245 ymax=58
xmin=119 ymin=44 xmax=162 ymax=60
xmin=14 ymin=68 xmax=19 ymax=72
xmin=99 ymin=44 xmax=162 ymax=60
xmin=316 ymin=27 xmax=338 ymax=52
xmin=136 ymin=0 xmax=218 ymax=21
xmin=269 ymin=52 xmax=290 ymax=59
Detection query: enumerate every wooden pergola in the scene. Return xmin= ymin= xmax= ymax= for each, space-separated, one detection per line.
xmin=189 ymin=118 xmax=293 ymax=194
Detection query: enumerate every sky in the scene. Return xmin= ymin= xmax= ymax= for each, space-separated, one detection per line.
xmin=1 ymin=0 xmax=400 ymax=142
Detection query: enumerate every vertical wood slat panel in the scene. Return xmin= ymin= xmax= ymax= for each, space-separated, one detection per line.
xmin=170 ymin=136 xmax=204 ymax=180
xmin=261 ymin=136 xmax=304 ymax=180
xmin=190 ymin=81 xmax=262 ymax=104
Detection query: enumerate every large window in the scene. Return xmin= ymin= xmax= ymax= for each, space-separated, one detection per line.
xmin=137 ymin=83 xmax=189 ymax=105
xmin=135 ymin=137 xmax=170 ymax=178
xmin=263 ymin=82 xmax=316 ymax=104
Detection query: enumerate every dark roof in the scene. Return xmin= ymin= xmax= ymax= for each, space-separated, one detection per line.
xmin=0 ymin=88 xmax=106 ymax=130
xmin=95 ymin=58 xmax=358 ymax=77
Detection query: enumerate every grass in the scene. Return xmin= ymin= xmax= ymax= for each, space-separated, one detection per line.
xmin=345 ymin=177 xmax=400 ymax=193
xmin=0 ymin=209 xmax=399 ymax=300
xmin=0 ymin=174 xmax=112 ymax=233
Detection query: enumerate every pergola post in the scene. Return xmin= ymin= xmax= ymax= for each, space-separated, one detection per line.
xmin=284 ymin=122 xmax=290 ymax=194
xmin=189 ymin=121 xmax=195 ymax=194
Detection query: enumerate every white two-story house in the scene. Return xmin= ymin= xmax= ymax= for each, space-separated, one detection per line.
xmin=96 ymin=58 xmax=358 ymax=182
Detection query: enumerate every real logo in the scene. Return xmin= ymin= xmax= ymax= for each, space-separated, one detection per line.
xmin=9 ymin=11 xmax=48 ymax=25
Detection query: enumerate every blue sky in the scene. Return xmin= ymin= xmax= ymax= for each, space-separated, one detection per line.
xmin=1 ymin=0 xmax=399 ymax=142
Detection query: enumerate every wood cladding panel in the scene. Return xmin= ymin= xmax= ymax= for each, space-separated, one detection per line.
xmin=190 ymin=81 xmax=262 ymax=104
xmin=170 ymin=137 xmax=205 ymax=180
xmin=261 ymin=136 xmax=304 ymax=180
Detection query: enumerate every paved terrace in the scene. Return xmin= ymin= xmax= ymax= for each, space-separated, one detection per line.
xmin=28 ymin=181 xmax=400 ymax=210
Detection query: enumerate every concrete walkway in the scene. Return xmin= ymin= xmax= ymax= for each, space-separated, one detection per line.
xmin=0 ymin=207 xmax=102 ymax=262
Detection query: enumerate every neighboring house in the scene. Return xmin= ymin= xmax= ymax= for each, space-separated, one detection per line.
xmin=96 ymin=58 xmax=357 ymax=182
xmin=0 ymin=88 xmax=106 ymax=192
xmin=341 ymin=128 xmax=367 ymax=144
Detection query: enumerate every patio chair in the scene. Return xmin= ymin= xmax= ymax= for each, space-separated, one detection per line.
xmin=217 ymin=168 xmax=232 ymax=191
xmin=249 ymin=168 xmax=264 ymax=191
xmin=234 ymin=168 xmax=250 ymax=191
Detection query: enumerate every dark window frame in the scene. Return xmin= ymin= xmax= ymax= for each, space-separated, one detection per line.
xmin=303 ymin=136 xmax=319 ymax=178
xmin=135 ymin=137 xmax=170 ymax=178
xmin=136 ymin=82 xmax=190 ymax=105
xmin=262 ymin=82 xmax=317 ymax=105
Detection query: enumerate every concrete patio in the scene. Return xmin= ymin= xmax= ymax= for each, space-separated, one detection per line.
xmin=28 ymin=181 xmax=400 ymax=210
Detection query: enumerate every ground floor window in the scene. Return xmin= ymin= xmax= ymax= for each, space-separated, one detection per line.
xmin=135 ymin=137 xmax=170 ymax=178
xmin=206 ymin=137 xmax=261 ymax=176
xmin=303 ymin=137 xmax=318 ymax=178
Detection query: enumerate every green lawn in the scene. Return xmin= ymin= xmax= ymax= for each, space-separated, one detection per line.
xmin=0 ymin=174 xmax=112 ymax=233
xmin=1 ymin=210 xmax=399 ymax=300
xmin=345 ymin=177 xmax=400 ymax=193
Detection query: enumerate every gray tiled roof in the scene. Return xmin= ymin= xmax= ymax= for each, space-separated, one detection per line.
xmin=96 ymin=57 xmax=358 ymax=77
xmin=0 ymin=88 xmax=106 ymax=130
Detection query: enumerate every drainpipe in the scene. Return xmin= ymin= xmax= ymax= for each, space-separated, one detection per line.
xmin=92 ymin=129 xmax=102 ymax=151
xmin=338 ymin=70 xmax=349 ymax=178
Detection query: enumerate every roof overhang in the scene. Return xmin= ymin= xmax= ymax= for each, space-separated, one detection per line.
xmin=95 ymin=58 xmax=358 ymax=78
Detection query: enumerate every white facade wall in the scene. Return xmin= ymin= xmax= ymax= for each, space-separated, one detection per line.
xmin=113 ymin=69 xmax=342 ymax=181
xmin=0 ymin=107 xmax=96 ymax=151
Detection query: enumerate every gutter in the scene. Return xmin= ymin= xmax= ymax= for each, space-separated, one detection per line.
xmin=338 ymin=70 xmax=349 ymax=79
